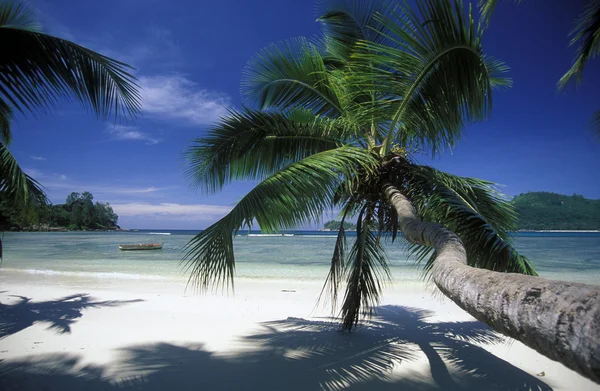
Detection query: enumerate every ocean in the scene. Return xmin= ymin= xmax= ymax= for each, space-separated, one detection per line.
xmin=1 ymin=230 xmax=599 ymax=287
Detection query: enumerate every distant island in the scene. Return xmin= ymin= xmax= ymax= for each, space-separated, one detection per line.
xmin=321 ymin=192 xmax=600 ymax=231
xmin=0 ymin=191 xmax=120 ymax=231
xmin=511 ymin=192 xmax=599 ymax=231
xmin=321 ymin=220 xmax=357 ymax=231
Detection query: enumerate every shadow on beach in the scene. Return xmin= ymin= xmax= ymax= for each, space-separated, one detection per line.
xmin=0 ymin=305 xmax=552 ymax=391
xmin=0 ymin=293 xmax=143 ymax=339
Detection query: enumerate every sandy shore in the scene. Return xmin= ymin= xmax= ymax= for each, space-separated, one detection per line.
xmin=0 ymin=271 xmax=598 ymax=390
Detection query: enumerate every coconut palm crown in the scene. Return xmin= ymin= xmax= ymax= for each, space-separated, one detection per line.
xmin=0 ymin=1 xmax=140 ymax=218
xmin=183 ymin=0 xmax=536 ymax=330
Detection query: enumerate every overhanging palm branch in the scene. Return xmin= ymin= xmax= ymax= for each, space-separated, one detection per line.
xmin=182 ymin=146 xmax=378 ymax=292
xmin=393 ymin=161 xmax=536 ymax=276
xmin=557 ymin=0 xmax=600 ymax=137
xmin=557 ymin=0 xmax=600 ymax=90
xmin=185 ymin=108 xmax=356 ymax=194
xmin=0 ymin=1 xmax=141 ymax=133
xmin=0 ymin=1 xmax=140 ymax=215
xmin=0 ymin=142 xmax=48 ymax=221
xmin=241 ymin=37 xmax=343 ymax=116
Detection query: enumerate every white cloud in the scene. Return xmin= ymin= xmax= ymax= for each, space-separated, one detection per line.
xmin=59 ymin=174 xmax=68 ymax=180
xmin=112 ymin=202 xmax=231 ymax=220
xmin=30 ymin=155 xmax=47 ymax=161
xmin=139 ymin=75 xmax=229 ymax=125
xmin=107 ymin=124 xmax=160 ymax=144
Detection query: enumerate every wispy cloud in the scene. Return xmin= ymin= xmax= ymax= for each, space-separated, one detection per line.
xmin=107 ymin=124 xmax=160 ymax=144
xmin=30 ymin=155 xmax=47 ymax=161
xmin=24 ymin=167 xmax=44 ymax=178
xmin=140 ymin=75 xmax=230 ymax=125
xmin=112 ymin=202 xmax=231 ymax=220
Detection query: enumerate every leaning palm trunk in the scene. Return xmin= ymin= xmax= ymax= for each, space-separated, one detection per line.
xmin=383 ymin=183 xmax=600 ymax=384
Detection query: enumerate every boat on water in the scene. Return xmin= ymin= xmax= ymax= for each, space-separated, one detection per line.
xmin=119 ymin=243 xmax=163 ymax=251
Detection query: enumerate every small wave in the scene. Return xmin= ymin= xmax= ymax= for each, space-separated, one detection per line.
xmin=20 ymin=269 xmax=168 ymax=280
xmin=294 ymin=235 xmax=338 ymax=238
xmin=247 ymin=234 xmax=284 ymax=237
xmin=148 ymin=232 xmax=171 ymax=235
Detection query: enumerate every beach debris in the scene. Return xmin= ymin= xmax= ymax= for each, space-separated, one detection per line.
xmin=537 ymin=371 xmax=546 ymax=377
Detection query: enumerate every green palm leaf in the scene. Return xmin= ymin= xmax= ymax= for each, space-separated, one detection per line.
xmin=340 ymin=205 xmax=390 ymax=330
xmin=347 ymin=0 xmax=511 ymax=154
xmin=592 ymin=109 xmax=600 ymax=137
xmin=182 ymin=146 xmax=378 ymax=292
xmin=557 ymin=0 xmax=600 ymax=90
xmin=185 ymin=108 xmax=357 ymax=194
xmin=241 ymin=37 xmax=343 ymax=116
xmin=0 ymin=1 xmax=141 ymax=125
xmin=396 ymin=162 xmax=536 ymax=276
xmin=317 ymin=0 xmax=391 ymax=63
xmin=0 ymin=142 xmax=48 ymax=222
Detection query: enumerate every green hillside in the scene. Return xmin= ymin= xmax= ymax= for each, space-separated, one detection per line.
xmin=511 ymin=192 xmax=600 ymax=230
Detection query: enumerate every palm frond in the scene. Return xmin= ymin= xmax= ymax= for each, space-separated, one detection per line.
xmin=182 ymin=146 xmax=378 ymax=292
xmin=393 ymin=162 xmax=536 ymax=276
xmin=591 ymin=109 xmax=600 ymax=138
xmin=0 ymin=141 xmax=48 ymax=222
xmin=185 ymin=108 xmax=354 ymax=194
xmin=316 ymin=0 xmax=391 ymax=62
xmin=0 ymin=2 xmax=141 ymax=121
xmin=346 ymin=0 xmax=510 ymax=154
xmin=241 ymin=37 xmax=343 ymax=116
xmin=0 ymin=1 xmax=41 ymax=31
xmin=477 ymin=0 xmax=522 ymax=24
xmin=340 ymin=204 xmax=391 ymax=330
xmin=0 ymin=99 xmax=12 ymax=144
xmin=558 ymin=0 xmax=600 ymax=90
xmin=318 ymin=204 xmax=352 ymax=311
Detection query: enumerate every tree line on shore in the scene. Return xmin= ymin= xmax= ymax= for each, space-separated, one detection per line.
xmin=0 ymin=191 xmax=119 ymax=231
xmin=324 ymin=192 xmax=600 ymax=231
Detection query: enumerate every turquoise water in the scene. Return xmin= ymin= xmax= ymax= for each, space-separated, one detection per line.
xmin=1 ymin=230 xmax=599 ymax=285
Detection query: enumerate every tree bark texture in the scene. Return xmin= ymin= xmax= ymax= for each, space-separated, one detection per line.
xmin=383 ymin=183 xmax=600 ymax=384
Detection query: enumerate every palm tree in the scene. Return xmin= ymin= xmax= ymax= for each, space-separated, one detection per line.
xmin=183 ymin=0 xmax=600 ymax=383
xmin=0 ymin=1 xmax=140 ymax=219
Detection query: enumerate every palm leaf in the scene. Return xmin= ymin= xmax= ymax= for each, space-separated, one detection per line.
xmin=345 ymin=0 xmax=510 ymax=154
xmin=182 ymin=146 xmax=378 ymax=292
xmin=0 ymin=2 xmax=141 ymax=122
xmin=558 ymin=0 xmax=600 ymax=90
xmin=185 ymin=108 xmax=355 ymax=194
xmin=340 ymin=204 xmax=390 ymax=330
xmin=591 ymin=109 xmax=600 ymax=137
xmin=317 ymin=0 xmax=392 ymax=62
xmin=0 ymin=142 xmax=48 ymax=222
xmin=241 ymin=37 xmax=343 ymax=116
xmin=0 ymin=99 xmax=12 ymax=144
xmin=395 ymin=162 xmax=536 ymax=276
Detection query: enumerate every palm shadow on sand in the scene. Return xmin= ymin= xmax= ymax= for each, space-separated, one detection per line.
xmin=0 ymin=305 xmax=552 ymax=390
xmin=0 ymin=293 xmax=143 ymax=339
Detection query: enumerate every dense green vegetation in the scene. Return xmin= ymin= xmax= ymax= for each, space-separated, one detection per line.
xmin=0 ymin=191 xmax=119 ymax=231
xmin=322 ymin=220 xmax=357 ymax=231
xmin=511 ymin=192 xmax=600 ymax=230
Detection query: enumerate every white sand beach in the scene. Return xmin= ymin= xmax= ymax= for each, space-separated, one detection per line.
xmin=0 ymin=271 xmax=598 ymax=391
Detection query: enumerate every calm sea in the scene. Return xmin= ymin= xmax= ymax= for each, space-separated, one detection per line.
xmin=1 ymin=230 xmax=599 ymax=286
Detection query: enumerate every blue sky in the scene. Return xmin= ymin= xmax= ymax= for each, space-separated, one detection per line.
xmin=10 ymin=0 xmax=600 ymax=229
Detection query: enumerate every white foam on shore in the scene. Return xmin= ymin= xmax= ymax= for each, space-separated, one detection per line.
xmin=148 ymin=232 xmax=171 ymax=235
xmin=14 ymin=268 xmax=169 ymax=281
